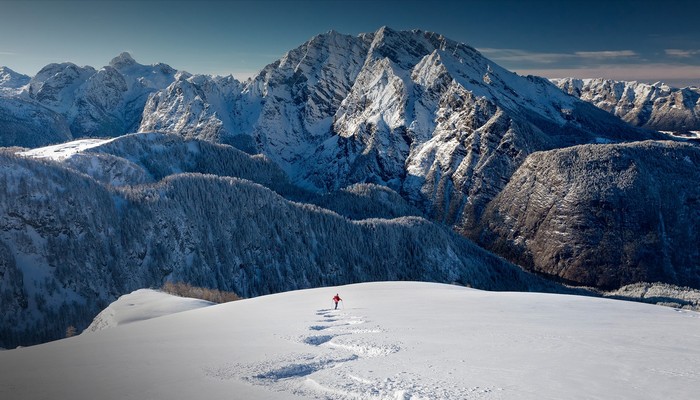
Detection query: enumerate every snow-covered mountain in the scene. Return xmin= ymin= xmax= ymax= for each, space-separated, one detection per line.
xmin=140 ymin=72 xmax=242 ymax=143
xmin=554 ymin=78 xmax=700 ymax=134
xmin=141 ymin=27 xmax=659 ymax=230
xmin=139 ymin=28 xmax=685 ymax=290
xmin=1 ymin=133 xmax=561 ymax=348
xmin=2 ymin=282 xmax=699 ymax=400
xmin=3 ymin=28 xmax=699 ymax=348
xmin=0 ymin=53 xmax=178 ymax=147
xmin=0 ymin=66 xmax=30 ymax=94
xmin=26 ymin=52 xmax=178 ymax=137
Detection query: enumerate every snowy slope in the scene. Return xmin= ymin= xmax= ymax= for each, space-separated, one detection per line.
xmin=17 ymin=138 xmax=114 ymax=160
xmin=1 ymin=282 xmax=698 ymax=400
xmin=84 ymin=289 xmax=213 ymax=333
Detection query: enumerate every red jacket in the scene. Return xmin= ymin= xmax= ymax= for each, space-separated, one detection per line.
xmin=333 ymin=295 xmax=341 ymax=302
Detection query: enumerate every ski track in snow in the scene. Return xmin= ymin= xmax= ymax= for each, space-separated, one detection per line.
xmin=205 ymin=307 xmax=503 ymax=399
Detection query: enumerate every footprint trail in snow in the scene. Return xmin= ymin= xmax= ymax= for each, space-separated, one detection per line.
xmin=209 ymin=307 xmax=502 ymax=399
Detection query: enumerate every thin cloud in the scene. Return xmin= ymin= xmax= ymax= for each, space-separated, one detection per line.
xmin=477 ymin=48 xmax=574 ymax=64
xmin=478 ymin=48 xmax=639 ymax=65
xmin=0 ymin=51 xmax=16 ymax=55
xmin=574 ymin=50 xmax=638 ymax=59
xmin=665 ymin=49 xmax=700 ymax=58
xmin=513 ymin=64 xmax=700 ymax=87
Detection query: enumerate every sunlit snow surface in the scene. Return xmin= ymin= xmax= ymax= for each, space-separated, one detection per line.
xmin=1 ymin=282 xmax=699 ymax=400
xmin=17 ymin=138 xmax=115 ymax=160
xmin=84 ymin=289 xmax=214 ymax=333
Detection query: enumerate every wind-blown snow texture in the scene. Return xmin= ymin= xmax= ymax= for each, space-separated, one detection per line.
xmin=1 ymin=282 xmax=699 ymax=400
xmin=0 ymin=133 xmax=560 ymax=348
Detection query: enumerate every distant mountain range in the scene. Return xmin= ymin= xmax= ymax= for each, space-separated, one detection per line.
xmin=554 ymin=78 xmax=700 ymax=134
xmin=0 ymin=53 xmax=176 ymax=147
xmin=1 ymin=27 xmax=699 ymax=347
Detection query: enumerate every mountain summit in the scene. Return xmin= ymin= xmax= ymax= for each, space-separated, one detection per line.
xmin=109 ymin=51 xmax=137 ymax=69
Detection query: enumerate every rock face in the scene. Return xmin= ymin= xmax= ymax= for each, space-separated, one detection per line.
xmin=474 ymin=141 xmax=700 ymax=289
xmin=139 ymin=72 xmax=242 ymax=143
xmin=554 ymin=78 xmax=700 ymax=133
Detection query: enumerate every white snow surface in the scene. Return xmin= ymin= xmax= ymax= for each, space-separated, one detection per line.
xmin=84 ymin=289 xmax=214 ymax=333
xmin=1 ymin=282 xmax=699 ymax=400
xmin=17 ymin=138 xmax=115 ymax=160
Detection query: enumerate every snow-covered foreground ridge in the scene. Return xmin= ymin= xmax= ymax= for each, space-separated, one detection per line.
xmin=1 ymin=282 xmax=699 ymax=400
xmin=83 ymin=288 xmax=214 ymax=333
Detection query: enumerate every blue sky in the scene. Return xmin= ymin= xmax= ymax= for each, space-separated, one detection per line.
xmin=1 ymin=0 xmax=699 ymax=86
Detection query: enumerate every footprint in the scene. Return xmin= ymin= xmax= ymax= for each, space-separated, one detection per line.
xmin=303 ymin=335 xmax=334 ymax=346
xmin=309 ymin=325 xmax=330 ymax=331
xmin=252 ymin=354 xmax=358 ymax=382
xmin=254 ymin=363 xmax=319 ymax=380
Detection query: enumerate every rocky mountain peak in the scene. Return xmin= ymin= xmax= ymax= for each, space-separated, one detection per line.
xmin=0 ymin=66 xmax=30 ymax=90
xmin=109 ymin=52 xmax=138 ymax=69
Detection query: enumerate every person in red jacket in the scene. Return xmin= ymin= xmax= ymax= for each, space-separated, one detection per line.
xmin=332 ymin=294 xmax=342 ymax=310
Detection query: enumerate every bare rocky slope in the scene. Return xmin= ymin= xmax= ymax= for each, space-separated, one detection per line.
xmin=473 ymin=140 xmax=700 ymax=289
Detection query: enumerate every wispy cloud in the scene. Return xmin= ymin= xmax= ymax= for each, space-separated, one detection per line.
xmin=665 ymin=49 xmax=700 ymax=58
xmin=574 ymin=50 xmax=638 ymax=59
xmin=0 ymin=51 xmax=16 ymax=56
xmin=478 ymin=48 xmax=639 ymax=66
xmin=477 ymin=48 xmax=574 ymax=64
xmin=513 ymin=64 xmax=700 ymax=87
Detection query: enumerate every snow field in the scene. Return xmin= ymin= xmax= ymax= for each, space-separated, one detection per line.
xmin=1 ymin=282 xmax=699 ymax=400
xmin=18 ymin=138 xmax=114 ymax=160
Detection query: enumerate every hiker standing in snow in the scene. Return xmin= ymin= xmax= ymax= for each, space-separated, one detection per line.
xmin=332 ymin=294 xmax=342 ymax=310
